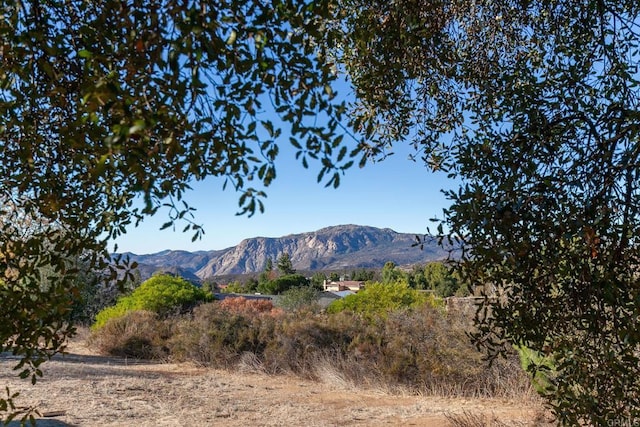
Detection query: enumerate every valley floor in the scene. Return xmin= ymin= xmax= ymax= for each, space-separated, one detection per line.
xmin=1 ymin=336 xmax=550 ymax=426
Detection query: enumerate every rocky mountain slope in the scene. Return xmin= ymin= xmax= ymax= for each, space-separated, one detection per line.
xmin=120 ymin=225 xmax=448 ymax=280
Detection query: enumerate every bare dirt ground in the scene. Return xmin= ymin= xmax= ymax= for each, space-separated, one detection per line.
xmin=1 ymin=335 xmax=549 ymax=427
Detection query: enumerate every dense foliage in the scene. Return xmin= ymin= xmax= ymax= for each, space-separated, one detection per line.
xmin=257 ymin=273 xmax=309 ymax=295
xmin=92 ymin=274 xmax=209 ymax=329
xmin=327 ymin=0 xmax=640 ymax=421
xmin=381 ymin=261 xmax=465 ymax=297
xmin=410 ymin=262 xmax=464 ymax=297
xmin=277 ymin=285 xmax=320 ymax=311
xmin=326 ymin=280 xmax=439 ymax=320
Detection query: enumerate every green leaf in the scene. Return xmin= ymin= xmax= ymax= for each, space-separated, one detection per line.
xmin=226 ymin=30 xmax=237 ymax=45
xmin=78 ymin=49 xmax=93 ymax=59
xmin=289 ymin=137 xmax=302 ymax=149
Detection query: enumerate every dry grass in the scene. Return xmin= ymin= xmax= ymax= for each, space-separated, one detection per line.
xmin=445 ymin=410 xmax=512 ymax=427
xmin=445 ymin=409 xmax=555 ymax=427
xmin=53 ymin=301 xmax=555 ymax=426
xmin=0 ymin=330 xmax=549 ymax=426
xmin=88 ymin=301 xmax=540 ymax=402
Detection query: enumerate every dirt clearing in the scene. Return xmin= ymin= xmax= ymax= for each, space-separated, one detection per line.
xmin=1 ymin=337 xmax=547 ymax=426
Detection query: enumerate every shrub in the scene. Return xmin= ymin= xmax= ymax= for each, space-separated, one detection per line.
xmin=259 ymin=304 xmax=530 ymax=397
xmin=338 ymin=304 xmax=532 ymax=396
xmin=168 ymin=301 xmax=277 ymax=367
xmin=218 ymin=296 xmax=282 ymax=316
xmin=326 ymin=280 xmax=441 ymax=320
xmin=88 ymin=292 xmax=532 ymax=400
xmin=262 ymin=312 xmax=360 ymax=376
xmin=374 ymin=305 xmax=487 ymax=390
xmin=277 ymin=286 xmax=320 ymax=311
xmin=92 ymin=274 xmax=209 ymax=329
xmin=89 ymin=310 xmax=171 ymax=359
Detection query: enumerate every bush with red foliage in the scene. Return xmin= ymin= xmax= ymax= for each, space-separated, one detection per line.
xmin=218 ymin=297 xmax=283 ymax=317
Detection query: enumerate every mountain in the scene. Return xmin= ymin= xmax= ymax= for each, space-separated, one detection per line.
xmin=121 ymin=225 xmax=448 ymax=280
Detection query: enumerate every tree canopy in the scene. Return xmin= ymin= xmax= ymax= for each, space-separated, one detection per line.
xmin=0 ymin=0 xmax=354 ymax=421
xmin=328 ymin=0 xmax=640 ymax=422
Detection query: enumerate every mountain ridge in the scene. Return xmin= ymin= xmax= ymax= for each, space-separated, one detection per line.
xmin=121 ymin=224 xmax=447 ymax=280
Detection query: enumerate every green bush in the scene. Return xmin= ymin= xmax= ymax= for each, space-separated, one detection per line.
xmin=277 ymin=286 xmax=320 ymax=311
xmin=257 ymin=273 xmax=309 ymax=294
xmin=326 ymin=280 xmax=442 ymax=320
xmin=92 ymin=274 xmax=209 ymax=329
xmin=422 ymin=262 xmax=464 ymax=297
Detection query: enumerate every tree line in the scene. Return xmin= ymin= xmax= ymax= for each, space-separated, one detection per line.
xmin=206 ymin=253 xmax=465 ymax=298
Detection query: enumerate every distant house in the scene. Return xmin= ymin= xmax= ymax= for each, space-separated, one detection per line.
xmin=322 ymin=280 xmax=365 ymax=292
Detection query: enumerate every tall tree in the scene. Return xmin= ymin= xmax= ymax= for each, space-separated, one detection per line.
xmin=258 ymin=258 xmax=276 ymax=285
xmin=350 ymin=268 xmax=374 ymax=282
xmin=310 ymin=271 xmax=327 ymax=289
xmin=276 ymin=252 xmax=296 ymax=275
xmin=381 ymin=261 xmax=405 ymax=284
xmin=419 ymin=262 xmax=461 ymax=297
xmin=329 ymin=0 xmax=640 ymax=421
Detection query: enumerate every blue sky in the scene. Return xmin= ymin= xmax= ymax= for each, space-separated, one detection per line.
xmin=113 ymin=141 xmax=455 ymax=254
xmin=111 ymin=73 xmax=457 ymax=254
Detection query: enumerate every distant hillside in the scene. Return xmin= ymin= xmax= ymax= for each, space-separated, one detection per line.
xmin=120 ymin=225 xmax=448 ymax=280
